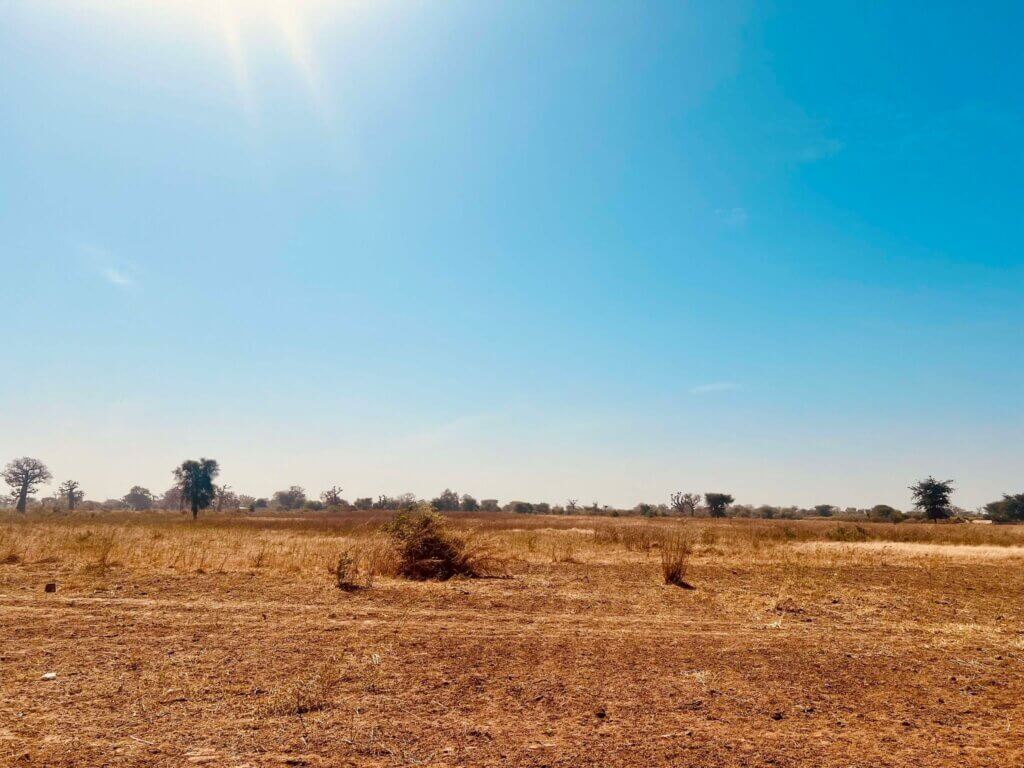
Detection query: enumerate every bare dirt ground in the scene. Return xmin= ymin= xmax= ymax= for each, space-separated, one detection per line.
xmin=1 ymin=514 xmax=1022 ymax=767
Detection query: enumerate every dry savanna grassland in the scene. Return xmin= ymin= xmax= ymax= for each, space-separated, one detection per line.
xmin=1 ymin=511 xmax=1023 ymax=767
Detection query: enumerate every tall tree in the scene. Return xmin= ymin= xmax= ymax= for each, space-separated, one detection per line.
xmin=173 ymin=458 xmax=220 ymax=520
xmin=704 ymin=492 xmax=734 ymax=518
xmin=3 ymin=457 xmax=52 ymax=513
xmin=909 ymin=476 xmax=954 ymax=521
xmin=670 ymin=491 xmax=702 ymax=516
xmin=57 ymin=479 xmax=84 ymax=511
xmin=123 ymin=486 xmax=155 ymax=511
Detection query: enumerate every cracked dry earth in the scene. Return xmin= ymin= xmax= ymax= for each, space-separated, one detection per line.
xmin=1 ymin=541 xmax=1023 ymax=767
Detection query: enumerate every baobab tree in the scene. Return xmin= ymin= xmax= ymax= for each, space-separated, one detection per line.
xmin=173 ymin=458 xmax=220 ymax=520
xmin=214 ymin=484 xmax=236 ymax=512
xmin=57 ymin=480 xmax=84 ymax=511
xmin=670 ymin=491 xmax=702 ymax=516
xmin=320 ymin=486 xmax=344 ymax=507
xmin=3 ymin=457 xmax=52 ymax=513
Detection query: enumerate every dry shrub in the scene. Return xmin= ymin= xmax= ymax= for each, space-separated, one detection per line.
xmin=661 ymin=533 xmax=694 ymax=588
xmin=385 ymin=509 xmax=506 ymax=580
xmin=331 ymin=550 xmax=361 ymax=591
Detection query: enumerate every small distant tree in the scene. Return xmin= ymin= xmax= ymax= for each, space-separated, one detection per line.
xmin=755 ymin=505 xmax=776 ymax=519
xmin=123 ymin=486 xmax=155 ymax=511
xmin=161 ymin=485 xmax=183 ymax=510
xmin=508 ymin=501 xmax=534 ymax=514
xmin=353 ymin=497 xmax=373 ymax=510
xmin=984 ymin=493 xmax=1024 ymax=524
xmin=431 ymin=488 xmax=461 ymax=512
xmin=636 ymin=503 xmax=657 ymax=517
xmin=273 ymin=486 xmax=307 ymax=510
xmin=813 ymin=504 xmax=836 ymax=518
xmin=254 ymin=498 xmax=269 ymax=509
xmin=304 ymin=499 xmax=325 ymax=511
xmin=670 ymin=491 xmax=701 ymax=516
xmin=238 ymin=494 xmax=256 ymax=512
xmin=3 ymin=457 xmax=52 ymax=513
xmin=173 ymin=458 xmax=220 ymax=520
xmin=320 ymin=486 xmax=345 ymax=507
xmin=460 ymin=494 xmax=479 ymax=512
xmin=534 ymin=502 xmax=551 ymax=515
xmin=57 ymin=480 xmax=84 ymax=512
xmin=480 ymin=498 xmax=499 ymax=512
xmin=869 ymin=504 xmax=901 ymax=522
xmin=214 ymin=484 xmax=237 ymax=512
xmin=909 ymin=476 xmax=954 ymax=521
xmin=704 ymin=492 xmax=734 ymax=518
xmin=566 ymin=499 xmax=579 ymax=513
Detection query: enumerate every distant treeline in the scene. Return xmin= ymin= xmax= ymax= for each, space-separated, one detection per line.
xmin=3 ymin=457 xmax=1024 ymax=523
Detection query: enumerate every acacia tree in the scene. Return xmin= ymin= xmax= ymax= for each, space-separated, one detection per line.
xmin=57 ymin=479 xmax=84 ymax=511
xmin=3 ymin=457 xmax=52 ymax=513
xmin=909 ymin=476 xmax=954 ymax=521
xmin=984 ymin=493 xmax=1024 ymax=524
xmin=670 ymin=491 xmax=702 ymax=517
xmin=704 ymin=492 xmax=734 ymax=518
xmin=173 ymin=458 xmax=220 ymax=520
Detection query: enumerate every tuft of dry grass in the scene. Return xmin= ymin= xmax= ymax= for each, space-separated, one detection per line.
xmin=257 ymin=657 xmax=343 ymax=717
xmin=661 ymin=533 xmax=694 ymax=588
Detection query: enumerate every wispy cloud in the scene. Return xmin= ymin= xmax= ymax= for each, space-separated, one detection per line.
xmin=102 ymin=267 xmax=133 ymax=288
xmin=690 ymin=382 xmax=741 ymax=395
xmin=74 ymin=241 xmax=137 ymax=290
xmin=715 ymin=207 xmax=748 ymax=228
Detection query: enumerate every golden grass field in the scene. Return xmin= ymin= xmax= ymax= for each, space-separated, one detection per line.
xmin=1 ymin=512 xmax=1022 ymax=767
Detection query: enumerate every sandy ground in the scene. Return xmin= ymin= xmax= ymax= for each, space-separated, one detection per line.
xmin=1 ymin=523 xmax=1023 ymax=767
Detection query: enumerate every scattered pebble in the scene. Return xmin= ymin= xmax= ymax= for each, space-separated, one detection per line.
xmin=41 ymin=672 xmax=57 ymax=681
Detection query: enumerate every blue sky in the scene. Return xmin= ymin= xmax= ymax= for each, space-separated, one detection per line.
xmin=2 ymin=1 xmax=1022 ymax=509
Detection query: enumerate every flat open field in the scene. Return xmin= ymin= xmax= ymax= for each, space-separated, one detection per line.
xmin=1 ymin=513 xmax=1023 ymax=767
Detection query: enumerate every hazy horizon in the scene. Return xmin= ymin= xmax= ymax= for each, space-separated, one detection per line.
xmin=3 ymin=1 xmax=1022 ymax=511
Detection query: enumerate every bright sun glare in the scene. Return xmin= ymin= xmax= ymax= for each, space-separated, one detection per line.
xmin=80 ymin=0 xmax=331 ymax=111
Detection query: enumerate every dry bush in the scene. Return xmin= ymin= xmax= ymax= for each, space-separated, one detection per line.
xmin=384 ymin=509 xmax=507 ymax=580
xmin=331 ymin=551 xmax=362 ymax=591
xmin=661 ymin=533 xmax=694 ymax=588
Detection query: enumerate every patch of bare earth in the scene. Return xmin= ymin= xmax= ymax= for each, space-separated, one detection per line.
xmin=0 ymin=517 xmax=1022 ymax=767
